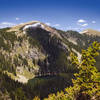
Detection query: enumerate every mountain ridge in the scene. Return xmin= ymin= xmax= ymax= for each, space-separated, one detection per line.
xmin=80 ymin=28 xmax=100 ymax=36
xmin=0 ymin=21 xmax=100 ymax=99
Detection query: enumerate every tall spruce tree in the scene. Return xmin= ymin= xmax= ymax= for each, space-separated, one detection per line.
xmin=43 ymin=41 xmax=100 ymax=100
xmin=66 ymin=41 xmax=100 ymax=100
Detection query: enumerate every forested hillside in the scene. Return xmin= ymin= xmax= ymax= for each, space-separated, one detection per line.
xmin=43 ymin=42 xmax=100 ymax=100
xmin=0 ymin=21 xmax=100 ymax=100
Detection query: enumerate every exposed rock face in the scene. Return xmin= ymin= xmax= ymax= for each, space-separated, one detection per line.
xmin=0 ymin=21 xmax=100 ymax=83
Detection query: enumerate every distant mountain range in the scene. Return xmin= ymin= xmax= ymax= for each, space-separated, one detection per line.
xmin=80 ymin=29 xmax=100 ymax=36
xmin=0 ymin=21 xmax=100 ymax=99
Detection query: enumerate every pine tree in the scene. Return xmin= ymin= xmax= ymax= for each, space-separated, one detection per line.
xmin=43 ymin=41 xmax=100 ymax=100
xmin=66 ymin=41 xmax=100 ymax=100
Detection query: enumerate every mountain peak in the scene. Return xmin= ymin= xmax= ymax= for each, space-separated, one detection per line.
xmin=7 ymin=20 xmax=61 ymax=38
xmin=8 ymin=21 xmax=43 ymax=32
xmin=80 ymin=29 xmax=100 ymax=36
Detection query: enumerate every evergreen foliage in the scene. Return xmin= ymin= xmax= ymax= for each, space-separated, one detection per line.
xmin=43 ymin=41 xmax=100 ymax=100
xmin=0 ymin=27 xmax=100 ymax=100
xmin=0 ymin=28 xmax=17 ymax=51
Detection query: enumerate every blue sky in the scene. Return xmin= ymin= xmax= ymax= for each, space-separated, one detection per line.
xmin=0 ymin=0 xmax=100 ymax=31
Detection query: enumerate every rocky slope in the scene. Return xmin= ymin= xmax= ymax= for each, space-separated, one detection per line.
xmin=0 ymin=21 xmax=72 ymax=83
xmin=0 ymin=21 xmax=100 ymax=99
xmin=0 ymin=21 xmax=100 ymax=83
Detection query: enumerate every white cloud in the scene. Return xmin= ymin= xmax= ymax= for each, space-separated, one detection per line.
xmin=20 ymin=23 xmax=24 ymax=24
xmin=77 ymin=19 xmax=86 ymax=23
xmin=45 ymin=22 xmax=51 ymax=26
xmin=1 ymin=22 xmax=14 ymax=25
xmin=77 ymin=19 xmax=88 ymax=27
xmin=53 ymin=24 xmax=60 ymax=27
xmin=77 ymin=23 xmax=88 ymax=27
xmin=66 ymin=26 xmax=82 ymax=32
xmin=81 ymin=23 xmax=88 ymax=27
xmin=0 ymin=22 xmax=16 ymax=28
xmin=92 ymin=21 xmax=96 ymax=24
xmin=45 ymin=23 xmax=60 ymax=27
xmin=16 ymin=17 xmax=20 ymax=20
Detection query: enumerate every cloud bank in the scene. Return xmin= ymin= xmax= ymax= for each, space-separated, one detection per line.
xmin=0 ymin=22 xmax=16 ymax=28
